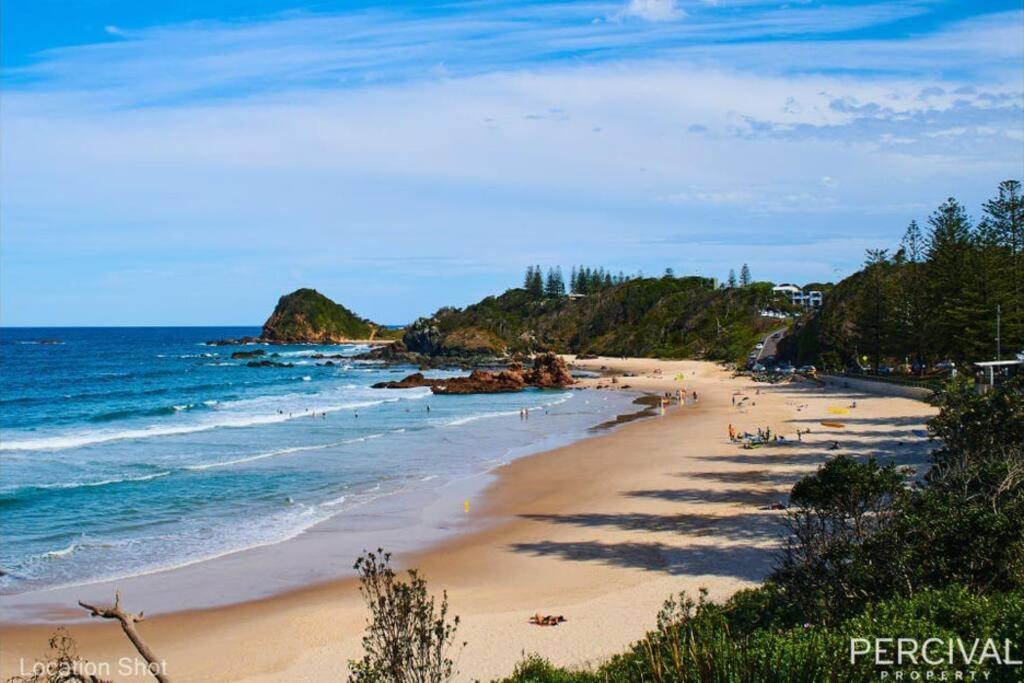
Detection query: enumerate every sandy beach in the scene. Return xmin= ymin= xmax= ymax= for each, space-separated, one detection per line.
xmin=0 ymin=357 xmax=937 ymax=682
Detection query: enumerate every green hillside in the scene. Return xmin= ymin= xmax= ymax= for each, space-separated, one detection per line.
xmin=405 ymin=276 xmax=790 ymax=363
xmin=262 ymin=288 xmax=376 ymax=342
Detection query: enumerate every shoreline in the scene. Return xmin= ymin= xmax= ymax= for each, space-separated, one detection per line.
xmin=1 ymin=388 xmax=642 ymax=621
xmin=0 ymin=357 xmax=938 ymax=681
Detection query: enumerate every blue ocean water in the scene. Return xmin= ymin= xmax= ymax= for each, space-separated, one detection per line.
xmin=0 ymin=327 xmax=634 ymax=595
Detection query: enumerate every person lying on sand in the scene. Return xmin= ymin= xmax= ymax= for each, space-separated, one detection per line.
xmin=530 ymin=614 xmax=567 ymax=626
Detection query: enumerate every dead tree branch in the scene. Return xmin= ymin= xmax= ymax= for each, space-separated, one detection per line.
xmin=77 ymin=592 xmax=170 ymax=683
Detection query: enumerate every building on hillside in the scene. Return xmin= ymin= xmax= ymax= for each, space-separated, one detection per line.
xmin=772 ymin=283 xmax=823 ymax=309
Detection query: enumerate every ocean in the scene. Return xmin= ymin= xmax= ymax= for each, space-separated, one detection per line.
xmin=0 ymin=327 xmax=636 ymax=598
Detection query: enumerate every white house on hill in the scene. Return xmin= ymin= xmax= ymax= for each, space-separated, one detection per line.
xmin=773 ymin=283 xmax=823 ymax=309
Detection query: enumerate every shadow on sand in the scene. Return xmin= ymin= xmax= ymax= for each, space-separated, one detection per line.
xmin=508 ymin=540 xmax=772 ymax=581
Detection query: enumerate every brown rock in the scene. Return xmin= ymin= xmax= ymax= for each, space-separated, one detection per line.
xmin=371 ymin=373 xmax=444 ymax=389
xmin=523 ymin=353 xmax=574 ymax=388
xmin=372 ymin=354 xmax=574 ymax=395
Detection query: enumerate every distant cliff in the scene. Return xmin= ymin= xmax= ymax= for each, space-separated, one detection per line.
xmin=261 ymin=288 xmax=377 ymax=343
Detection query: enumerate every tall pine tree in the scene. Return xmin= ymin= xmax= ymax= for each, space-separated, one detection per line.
xmin=980 ymin=180 xmax=1024 ymax=357
xmin=926 ymin=198 xmax=982 ymax=361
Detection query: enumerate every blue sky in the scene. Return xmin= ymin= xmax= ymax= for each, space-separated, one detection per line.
xmin=2 ymin=1 xmax=1022 ymax=325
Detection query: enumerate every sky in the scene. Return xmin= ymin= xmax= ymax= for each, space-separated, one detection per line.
xmin=2 ymin=0 xmax=1022 ymax=326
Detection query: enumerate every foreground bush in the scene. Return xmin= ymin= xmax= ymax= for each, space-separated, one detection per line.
xmin=498 ymin=586 xmax=1024 ymax=682
xmin=349 ymin=548 xmax=464 ymax=683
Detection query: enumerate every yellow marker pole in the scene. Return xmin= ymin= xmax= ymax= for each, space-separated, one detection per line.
xmin=464 ymin=499 xmax=470 ymax=514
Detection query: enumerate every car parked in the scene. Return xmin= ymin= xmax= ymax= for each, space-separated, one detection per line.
xmin=752 ymin=363 xmax=766 ymax=372
xmin=934 ymin=360 xmax=956 ymax=370
xmin=877 ymin=365 xmax=894 ymax=375
xmin=798 ymin=364 xmax=816 ymax=374
xmin=754 ymin=342 xmax=764 ymax=350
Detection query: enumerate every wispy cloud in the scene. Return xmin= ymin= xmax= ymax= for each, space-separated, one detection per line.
xmin=4 ymin=2 xmax=974 ymax=108
xmin=614 ymin=0 xmax=686 ymax=23
xmin=1 ymin=1 xmax=1022 ymax=324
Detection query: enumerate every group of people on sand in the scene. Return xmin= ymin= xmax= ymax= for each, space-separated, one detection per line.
xmin=519 ymin=407 xmax=530 ymax=420
xmin=661 ymin=389 xmax=698 ymax=405
xmin=728 ymin=423 xmax=796 ymax=448
xmin=728 ymin=423 xmax=774 ymax=441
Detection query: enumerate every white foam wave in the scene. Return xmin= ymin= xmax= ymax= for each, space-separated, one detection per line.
xmin=1 ymin=471 xmax=172 ymax=495
xmin=183 ymin=431 xmax=389 ymax=471
xmin=0 ymin=398 xmax=390 ymax=452
xmin=442 ymin=409 xmax=522 ymax=427
xmin=438 ymin=392 xmax=572 ymax=428
xmin=43 ymin=542 xmax=77 ymax=559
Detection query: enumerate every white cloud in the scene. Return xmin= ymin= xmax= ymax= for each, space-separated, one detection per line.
xmin=617 ymin=0 xmax=685 ymax=22
xmin=103 ymin=25 xmax=124 ymax=37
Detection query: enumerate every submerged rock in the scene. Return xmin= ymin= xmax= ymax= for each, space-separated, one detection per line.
xmin=372 ymin=373 xmax=445 ymax=390
xmin=231 ymin=349 xmax=266 ymax=359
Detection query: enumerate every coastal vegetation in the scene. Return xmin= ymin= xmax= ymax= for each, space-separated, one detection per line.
xmin=402 ymin=276 xmax=785 ymax=364
xmin=348 ymin=549 xmax=463 ymax=683
xmin=783 ymin=180 xmax=1023 ymax=371
xmin=250 ymin=181 xmax=1020 ymax=374
xmin=401 ymin=179 xmax=1021 ymax=371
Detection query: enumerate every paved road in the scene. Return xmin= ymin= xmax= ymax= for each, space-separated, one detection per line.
xmin=755 ymin=327 xmax=788 ymax=363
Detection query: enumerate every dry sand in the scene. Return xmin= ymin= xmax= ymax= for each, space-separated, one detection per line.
xmin=0 ymin=358 xmax=936 ymax=682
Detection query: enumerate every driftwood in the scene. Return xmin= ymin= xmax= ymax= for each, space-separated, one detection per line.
xmin=77 ymin=592 xmax=170 ymax=683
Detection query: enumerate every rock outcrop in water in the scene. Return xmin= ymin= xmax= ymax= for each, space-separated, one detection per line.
xmin=372 ymin=353 xmax=574 ymax=394
xmin=231 ymin=349 xmax=266 ymax=359
xmin=206 ymin=289 xmax=398 ymax=346
xmin=262 ymin=288 xmax=376 ymax=343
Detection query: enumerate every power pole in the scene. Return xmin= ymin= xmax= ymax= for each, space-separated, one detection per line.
xmin=996 ymin=304 xmax=1002 ymax=361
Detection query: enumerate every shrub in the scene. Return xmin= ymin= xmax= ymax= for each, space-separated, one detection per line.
xmin=499 ymin=587 xmax=1024 ymax=682
xmin=6 ymin=627 xmax=110 ymax=683
xmin=348 ymin=549 xmax=464 ymax=683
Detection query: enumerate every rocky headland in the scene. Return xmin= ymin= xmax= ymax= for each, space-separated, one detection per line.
xmin=206 ymin=289 xmax=399 ymax=346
